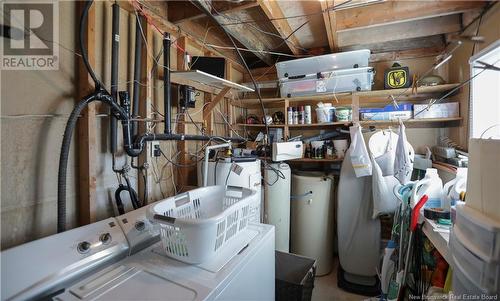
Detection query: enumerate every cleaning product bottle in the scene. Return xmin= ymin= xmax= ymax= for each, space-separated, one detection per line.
xmin=442 ymin=167 xmax=467 ymax=210
xmin=410 ymin=168 xmax=443 ymax=209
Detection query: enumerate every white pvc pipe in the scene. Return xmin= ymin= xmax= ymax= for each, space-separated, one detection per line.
xmin=203 ymin=143 xmax=231 ymax=187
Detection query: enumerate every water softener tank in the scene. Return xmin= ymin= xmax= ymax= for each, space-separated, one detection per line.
xmin=291 ymin=172 xmax=334 ymax=276
xmin=264 ymin=162 xmax=291 ymax=252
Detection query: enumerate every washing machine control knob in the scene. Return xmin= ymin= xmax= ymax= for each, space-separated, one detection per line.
xmin=77 ymin=241 xmax=91 ymax=253
xmin=135 ymin=221 xmax=146 ymax=231
xmin=99 ymin=233 xmax=112 ymax=244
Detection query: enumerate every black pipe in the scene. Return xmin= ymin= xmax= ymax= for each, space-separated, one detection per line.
xmin=163 ymin=32 xmax=171 ymax=134
xmin=132 ymin=15 xmax=142 ymax=137
xmin=110 ymin=3 xmax=119 ymax=153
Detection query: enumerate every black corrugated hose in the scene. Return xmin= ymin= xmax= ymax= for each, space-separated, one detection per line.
xmin=57 ymin=93 xmax=96 ymax=233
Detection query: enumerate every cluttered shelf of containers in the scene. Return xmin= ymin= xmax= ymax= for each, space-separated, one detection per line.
xmin=231 ymin=49 xmax=462 ymax=163
xmin=234 ymin=51 xmax=460 ymax=124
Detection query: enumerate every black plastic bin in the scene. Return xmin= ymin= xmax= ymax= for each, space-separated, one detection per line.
xmin=275 ymin=251 xmax=317 ymax=301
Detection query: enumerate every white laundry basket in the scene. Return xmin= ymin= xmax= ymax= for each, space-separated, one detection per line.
xmin=148 ymin=185 xmax=260 ymax=264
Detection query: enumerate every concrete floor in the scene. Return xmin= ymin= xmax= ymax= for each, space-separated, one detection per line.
xmin=312 ymin=258 xmax=370 ymax=301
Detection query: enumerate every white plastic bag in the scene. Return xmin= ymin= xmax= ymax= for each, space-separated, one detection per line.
xmin=349 ymin=124 xmax=372 ymax=177
xmin=394 ymin=121 xmax=413 ymax=184
xmin=369 ymin=130 xmax=396 ymax=176
xmin=371 ymin=155 xmax=400 ymax=218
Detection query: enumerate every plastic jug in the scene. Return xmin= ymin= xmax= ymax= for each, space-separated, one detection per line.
xmin=442 ymin=168 xmax=467 ymax=211
xmin=410 ymin=168 xmax=443 ymax=208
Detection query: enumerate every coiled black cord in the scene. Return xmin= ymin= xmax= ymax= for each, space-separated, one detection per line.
xmin=114 ymin=175 xmax=140 ymax=215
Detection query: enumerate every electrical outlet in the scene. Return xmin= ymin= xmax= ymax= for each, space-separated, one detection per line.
xmin=150 ymin=141 xmax=161 ymax=157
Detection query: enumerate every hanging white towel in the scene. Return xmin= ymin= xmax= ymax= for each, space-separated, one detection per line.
xmin=394 ymin=121 xmax=413 ymax=185
xmin=349 ymin=124 xmax=372 ymax=177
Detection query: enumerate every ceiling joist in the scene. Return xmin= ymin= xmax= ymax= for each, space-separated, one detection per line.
xmin=319 ymin=0 xmax=336 ymax=52
xmin=257 ymin=0 xmax=304 ymax=56
xmin=334 ymin=0 xmax=486 ymax=31
xmin=337 ymin=14 xmax=461 ymax=48
xmin=168 ymin=0 xmax=260 ymax=24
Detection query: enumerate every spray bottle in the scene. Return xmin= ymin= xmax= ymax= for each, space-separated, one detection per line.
xmin=442 ymin=167 xmax=467 ymax=210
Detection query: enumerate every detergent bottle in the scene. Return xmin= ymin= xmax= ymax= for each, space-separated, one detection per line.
xmin=442 ymin=168 xmax=467 ymax=210
xmin=410 ymin=168 xmax=443 ymax=208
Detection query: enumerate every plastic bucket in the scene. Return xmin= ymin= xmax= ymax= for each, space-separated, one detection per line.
xmin=315 ymin=107 xmax=335 ymax=123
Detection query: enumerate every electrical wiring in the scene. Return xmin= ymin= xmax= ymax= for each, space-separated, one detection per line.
xmin=413 ymin=59 xmax=500 ymax=119
xmin=218 ymin=0 xmax=353 ymax=25
xmin=191 ymin=1 xmax=270 ymax=141
xmin=134 ymin=0 xmax=308 ymax=67
xmin=366 ymin=4 xmax=494 ymax=122
xmin=207 ymin=1 xmax=309 ymax=54
xmin=205 ymin=44 xmax=310 ymax=58
xmin=214 ymin=106 xmax=248 ymax=141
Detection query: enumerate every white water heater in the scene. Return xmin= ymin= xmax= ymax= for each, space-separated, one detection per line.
xmin=291 ymin=172 xmax=335 ymax=276
xmin=264 ymin=162 xmax=291 ymax=252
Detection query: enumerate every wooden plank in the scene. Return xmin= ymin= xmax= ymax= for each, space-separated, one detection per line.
xmin=341 ymin=35 xmax=445 ymax=53
xmin=191 ymin=0 xmax=274 ymax=66
xmin=325 ymin=0 xmax=339 ymax=52
xmin=203 ymin=87 xmax=232 ymax=120
xmin=351 ymin=93 xmax=360 ymax=122
xmin=257 ymin=0 xmax=303 ymax=55
xmin=243 ymin=65 xmax=277 ymax=83
xmin=138 ymin=19 xmax=153 ymax=205
xmin=320 ymin=0 xmax=335 ymax=52
xmin=369 ymin=46 xmax=445 ymax=63
xmin=76 ymin=1 xmax=97 ymax=226
xmin=335 ymin=1 xmax=485 ymax=30
xmin=168 ymin=0 xmax=259 ymax=24
xmin=232 ymin=83 xmax=461 ymax=108
xmin=204 ymin=93 xmax=213 ymax=135
xmin=337 ymin=14 xmax=461 ymax=47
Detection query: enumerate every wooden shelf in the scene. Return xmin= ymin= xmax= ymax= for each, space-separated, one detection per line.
xmin=234 ymin=117 xmax=461 ymax=130
xmin=422 ymin=215 xmax=451 ymax=263
xmin=231 ymin=83 xmax=460 ymax=108
xmin=288 ymin=158 xmax=343 ymax=163
xmin=359 ymin=117 xmax=462 ymax=127
xmin=288 ymin=122 xmax=350 ymax=128
xmin=234 ymin=123 xmax=285 ymax=128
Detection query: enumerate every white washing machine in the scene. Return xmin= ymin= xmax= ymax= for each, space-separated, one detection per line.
xmin=1 ymin=203 xmax=275 ymax=301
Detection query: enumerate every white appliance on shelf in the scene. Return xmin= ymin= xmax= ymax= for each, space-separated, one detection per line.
xmin=272 ymin=141 xmax=303 ymax=162
xmin=1 ymin=203 xmax=275 ymax=301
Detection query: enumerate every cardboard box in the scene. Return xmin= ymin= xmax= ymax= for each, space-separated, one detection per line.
xmin=359 ymin=103 xmax=413 ymax=121
xmin=413 ymin=102 xmax=459 ymax=119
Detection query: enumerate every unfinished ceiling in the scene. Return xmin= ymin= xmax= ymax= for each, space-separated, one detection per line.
xmin=157 ymin=0 xmax=491 ymax=67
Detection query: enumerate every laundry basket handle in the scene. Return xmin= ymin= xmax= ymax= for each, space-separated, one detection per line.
xmin=153 ymin=214 xmax=176 ymax=225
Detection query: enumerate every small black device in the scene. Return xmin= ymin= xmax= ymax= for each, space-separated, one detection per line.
xmin=384 ymin=63 xmax=410 ymax=89
xmin=180 ymin=85 xmax=196 ymax=108
xmin=190 ymin=56 xmax=226 ymax=78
